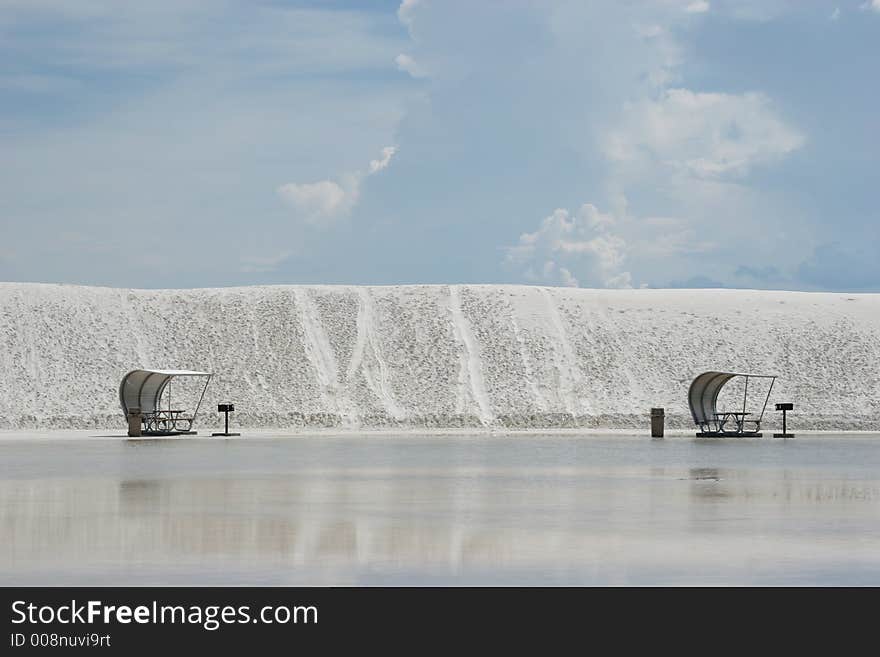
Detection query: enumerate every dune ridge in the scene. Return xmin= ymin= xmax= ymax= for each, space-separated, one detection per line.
xmin=1 ymin=283 xmax=879 ymax=431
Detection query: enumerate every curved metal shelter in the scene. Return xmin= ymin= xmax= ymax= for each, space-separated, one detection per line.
xmin=119 ymin=369 xmax=212 ymax=434
xmin=688 ymin=371 xmax=776 ymax=436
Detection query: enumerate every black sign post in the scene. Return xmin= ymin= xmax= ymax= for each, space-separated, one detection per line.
xmin=212 ymin=403 xmax=240 ymax=437
xmin=773 ymin=403 xmax=794 ymax=438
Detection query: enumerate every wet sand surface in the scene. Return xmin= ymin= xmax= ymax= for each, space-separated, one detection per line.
xmin=1 ymin=433 xmax=879 ymax=585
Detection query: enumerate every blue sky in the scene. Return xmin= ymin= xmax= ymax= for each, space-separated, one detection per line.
xmin=1 ymin=0 xmax=877 ymax=290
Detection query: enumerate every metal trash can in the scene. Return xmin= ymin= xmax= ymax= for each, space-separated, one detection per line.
xmin=650 ymin=407 xmax=665 ymax=438
xmin=127 ymin=409 xmax=142 ymax=437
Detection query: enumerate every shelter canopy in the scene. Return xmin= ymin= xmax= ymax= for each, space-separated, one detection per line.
xmin=119 ymin=369 xmax=211 ymax=416
xmin=688 ymin=370 xmax=776 ymax=430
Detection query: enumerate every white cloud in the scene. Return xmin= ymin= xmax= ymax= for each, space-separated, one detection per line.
xmin=0 ymin=1 xmax=413 ymax=285
xmin=369 ymin=145 xmax=398 ymax=173
xmin=395 ymin=53 xmax=427 ymax=78
xmin=604 ymin=88 xmax=804 ymax=179
xmin=685 ymin=1 xmax=710 ymax=13
xmin=277 ymin=145 xmax=397 ymax=225
xmin=635 ymin=24 xmax=664 ymax=38
xmin=630 ymin=20 xmax=683 ymax=90
xmin=860 ymin=1 xmax=880 ymax=13
xmin=504 ymin=204 xmax=632 ymax=289
xmin=496 ymin=3 xmax=807 ymax=290
xmin=830 ymin=7 xmax=840 ymax=20
xmin=503 ymin=198 xmax=720 ymax=289
xmin=277 ymin=177 xmax=360 ymax=225
xmin=239 ymin=250 xmax=292 ymax=273
xmin=637 ymin=224 xmax=716 ymax=256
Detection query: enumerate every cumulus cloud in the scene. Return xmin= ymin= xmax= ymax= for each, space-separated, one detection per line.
xmin=499 ymin=3 xmax=806 ymax=290
xmin=369 ymin=145 xmax=397 ymax=173
xmin=830 ymin=7 xmax=841 ymax=20
xmin=277 ymin=146 xmax=397 ymax=225
xmin=395 ymin=53 xmax=427 ymax=78
xmin=277 ymin=176 xmax=360 ymax=225
xmin=604 ymin=88 xmax=804 ymax=179
xmin=504 ymin=204 xmax=632 ymax=288
xmin=860 ymin=1 xmax=880 ymax=13
xmin=501 ymin=200 xmax=719 ymax=290
xmin=584 ymin=5 xmax=807 ymax=288
xmin=685 ymin=1 xmax=710 ymax=13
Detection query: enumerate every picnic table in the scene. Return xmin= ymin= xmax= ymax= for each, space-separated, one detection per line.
xmin=144 ymin=409 xmax=193 ymax=433
xmin=713 ymin=411 xmax=754 ymax=434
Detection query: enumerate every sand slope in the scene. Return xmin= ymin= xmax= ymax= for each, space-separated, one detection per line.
xmin=1 ymin=283 xmax=879 ymax=430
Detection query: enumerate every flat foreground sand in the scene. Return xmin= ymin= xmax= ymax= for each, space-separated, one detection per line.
xmin=2 ymin=432 xmax=879 ymax=585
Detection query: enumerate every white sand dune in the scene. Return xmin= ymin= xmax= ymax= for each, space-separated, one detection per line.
xmin=1 ymin=282 xmax=879 ymax=431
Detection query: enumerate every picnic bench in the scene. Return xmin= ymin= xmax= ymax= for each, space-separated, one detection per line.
xmin=689 ymin=371 xmax=776 ymax=437
xmin=119 ymin=369 xmax=212 ymax=436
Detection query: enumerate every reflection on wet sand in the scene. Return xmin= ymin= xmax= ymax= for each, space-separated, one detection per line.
xmin=1 ymin=435 xmax=879 ymax=584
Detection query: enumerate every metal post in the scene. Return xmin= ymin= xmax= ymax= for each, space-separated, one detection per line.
xmin=758 ymin=377 xmax=776 ymax=423
xmin=191 ymin=374 xmax=212 ymax=426
xmin=212 ymin=402 xmax=240 ymax=437
xmin=773 ymin=402 xmax=794 ymax=438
